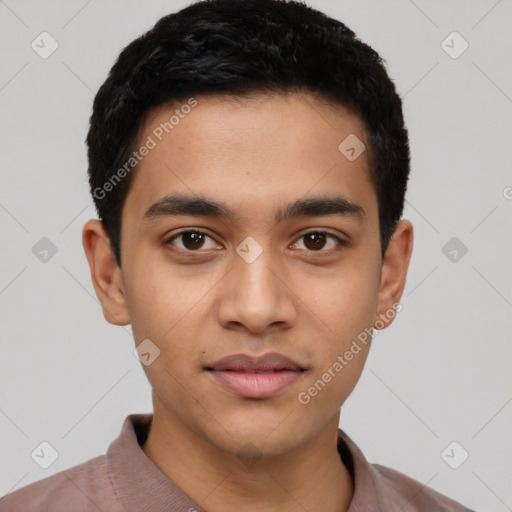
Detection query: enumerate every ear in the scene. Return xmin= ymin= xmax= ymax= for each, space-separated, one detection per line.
xmin=82 ymin=219 xmax=131 ymax=326
xmin=374 ymin=219 xmax=413 ymax=330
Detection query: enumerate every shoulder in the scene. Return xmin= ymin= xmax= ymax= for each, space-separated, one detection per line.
xmin=337 ymin=428 xmax=475 ymax=512
xmin=371 ymin=463 xmax=475 ymax=512
xmin=0 ymin=455 xmax=121 ymax=512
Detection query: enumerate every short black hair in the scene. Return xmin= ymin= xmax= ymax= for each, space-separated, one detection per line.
xmin=86 ymin=0 xmax=410 ymax=268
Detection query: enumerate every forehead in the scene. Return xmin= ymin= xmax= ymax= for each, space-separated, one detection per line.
xmin=122 ymin=92 xmax=377 ymax=227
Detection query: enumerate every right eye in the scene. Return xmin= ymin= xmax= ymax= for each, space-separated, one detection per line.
xmin=164 ymin=229 xmax=222 ymax=252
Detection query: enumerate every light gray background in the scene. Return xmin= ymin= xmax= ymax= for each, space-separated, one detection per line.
xmin=1 ymin=1 xmax=511 ymax=510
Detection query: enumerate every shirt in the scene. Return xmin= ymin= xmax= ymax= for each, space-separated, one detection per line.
xmin=0 ymin=413 xmax=475 ymax=511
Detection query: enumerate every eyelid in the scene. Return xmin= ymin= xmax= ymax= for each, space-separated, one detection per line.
xmin=296 ymin=228 xmax=348 ymax=243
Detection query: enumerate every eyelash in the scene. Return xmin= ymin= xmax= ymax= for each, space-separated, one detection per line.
xmin=164 ymin=229 xmax=347 ymax=253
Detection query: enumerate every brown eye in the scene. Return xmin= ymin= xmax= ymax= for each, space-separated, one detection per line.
xmin=292 ymin=231 xmax=345 ymax=252
xmin=303 ymin=232 xmax=328 ymax=251
xmin=166 ymin=230 xmax=219 ymax=251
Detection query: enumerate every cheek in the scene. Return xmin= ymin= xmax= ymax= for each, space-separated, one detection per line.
xmin=123 ymin=250 xmax=217 ymax=339
xmin=297 ymin=258 xmax=379 ymax=405
xmin=309 ymin=257 xmax=380 ymax=342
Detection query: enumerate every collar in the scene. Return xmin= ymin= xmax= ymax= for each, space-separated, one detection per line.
xmin=106 ymin=413 xmax=380 ymax=511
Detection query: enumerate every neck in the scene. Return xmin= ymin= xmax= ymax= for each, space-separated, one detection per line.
xmin=141 ymin=398 xmax=354 ymax=512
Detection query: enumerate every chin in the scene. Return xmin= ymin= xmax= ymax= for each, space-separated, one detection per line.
xmin=198 ymin=408 xmax=313 ymax=457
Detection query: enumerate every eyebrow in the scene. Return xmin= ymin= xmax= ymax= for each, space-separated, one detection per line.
xmin=142 ymin=193 xmax=366 ymax=224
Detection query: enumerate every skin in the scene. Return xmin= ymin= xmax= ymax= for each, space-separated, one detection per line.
xmin=82 ymin=92 xmax=413 ymax=512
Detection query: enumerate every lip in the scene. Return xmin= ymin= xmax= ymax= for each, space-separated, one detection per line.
xmin=205 ymin=352 xmax=305 ymax=399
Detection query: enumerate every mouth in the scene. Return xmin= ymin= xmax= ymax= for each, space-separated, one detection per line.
xmin=205 ymin=352 xmax=306 ymax=399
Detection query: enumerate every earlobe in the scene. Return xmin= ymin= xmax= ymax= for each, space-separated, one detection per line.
xmin=374 ymin=219 xmax=414 ymax=330
xmin=82 ymin=219 xmax=131 ymax=326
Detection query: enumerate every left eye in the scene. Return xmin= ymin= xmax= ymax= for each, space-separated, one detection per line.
xmin=291 ymin=231 xmax=345 ymax=252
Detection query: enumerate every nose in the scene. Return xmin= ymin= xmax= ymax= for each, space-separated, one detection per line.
xmin=215 ymin=244 xmax=297 ymax=334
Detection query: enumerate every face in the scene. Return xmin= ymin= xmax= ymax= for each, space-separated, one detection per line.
xmin=83 ymin=92 xmax=413 ymax=457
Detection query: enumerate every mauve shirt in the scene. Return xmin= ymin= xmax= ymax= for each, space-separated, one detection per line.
xmin=0 ymin=413 xmax=474 ymax=511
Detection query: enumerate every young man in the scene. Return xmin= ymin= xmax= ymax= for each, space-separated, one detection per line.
xmin=0 ymin=0 xmax=475 ymax=510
